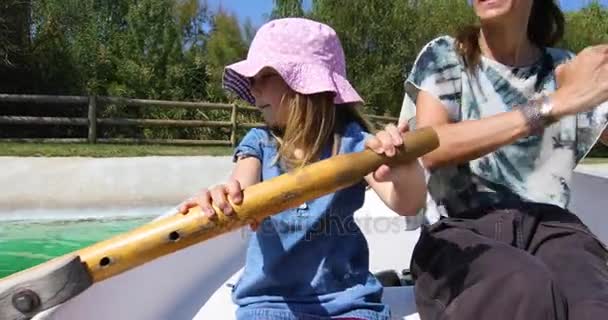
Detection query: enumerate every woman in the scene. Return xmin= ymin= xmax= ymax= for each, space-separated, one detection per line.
xmin=399 ymin=0 xmax=608 ymax=319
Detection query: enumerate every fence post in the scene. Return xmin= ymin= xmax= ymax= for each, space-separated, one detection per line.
xmin=230 ymin=103 xmax=238 ymax=147
xmin=88 ymin=95 xmax=97 ymax=144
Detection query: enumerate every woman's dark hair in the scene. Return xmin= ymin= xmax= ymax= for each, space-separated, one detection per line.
xmin=456 ymin=0 xmax=565 ymax=71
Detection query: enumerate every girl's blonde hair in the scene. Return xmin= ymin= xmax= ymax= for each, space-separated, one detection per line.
xmin=271 ymin=91 xmax=373 ymax=170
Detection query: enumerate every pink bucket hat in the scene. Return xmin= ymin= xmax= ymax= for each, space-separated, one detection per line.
xmin=223 ymin=18 xmax=363 ymax=105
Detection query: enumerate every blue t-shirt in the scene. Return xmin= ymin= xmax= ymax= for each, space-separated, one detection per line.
xmin=231 ymin=121 xmax=390 ymax=320
xmin=402 ymin=36 xmax=608 ymax=215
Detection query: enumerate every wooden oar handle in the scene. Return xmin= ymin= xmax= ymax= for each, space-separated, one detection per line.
xmin=0 ymin=127 xmax=438 ymax=319
xmin=78 ymin=126 xmax=439 ymax=281
xmin=231 ymin=126 xmax=438 ymax=217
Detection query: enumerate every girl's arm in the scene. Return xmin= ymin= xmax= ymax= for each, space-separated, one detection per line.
xmin=179 ymin=157 xmax=261 ymax=216
xmin=364 ymin=123 xmax=427 ymax=216
xmin=364 ymin=161 xmax=427 ymax=217
xmin=230 ymin=157 xmax=262 ymax=190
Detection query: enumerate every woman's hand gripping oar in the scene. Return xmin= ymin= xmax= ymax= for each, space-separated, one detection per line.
xmin=0 ymin=127 xmax=438 ymax=320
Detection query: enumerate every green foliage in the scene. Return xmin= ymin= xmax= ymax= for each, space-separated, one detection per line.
xmin=0 ymin=0 xmax=29 ymax=66
xmin=310 ymin=0 xmax=474 ymax=115
xmin=205 ymin=11 xmax=247 ymax=102
xmin=271 ymin=0 xmax=304 ymax=19
xmin=242 ymin=17 xmax=258 ymax=45
xmin=1 ymin=0 xmax=607 ymax=147
xmin=3 ymin=0 xmax=220 ymax=139
xmin=20 ymin=0 xmax=210 ymax=99
xmin=561 ymin=1 xmax=608 ymax=53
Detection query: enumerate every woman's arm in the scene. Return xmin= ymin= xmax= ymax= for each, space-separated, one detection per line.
xmin=418 ymin=45 xmax=608 ymax=170
xmin=416 ymin=90 xmax=532 ymax=170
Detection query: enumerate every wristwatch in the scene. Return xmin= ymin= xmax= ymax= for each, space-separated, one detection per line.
xmin=538 ymin=95 xmax=557 ymax=124
xmin=517 ymin=94 xmax=557 ymax=135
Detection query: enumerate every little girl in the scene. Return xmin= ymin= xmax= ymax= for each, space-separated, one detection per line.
xmin=180 ymin=18 xmax=426 ymax=320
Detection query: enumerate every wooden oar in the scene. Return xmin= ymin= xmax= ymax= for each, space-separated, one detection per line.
xmin=0 ymin=127 xmax=438 ymax=320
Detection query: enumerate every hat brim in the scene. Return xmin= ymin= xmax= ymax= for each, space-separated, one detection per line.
xmin=222 ymin=59 xmax=363 ymax=106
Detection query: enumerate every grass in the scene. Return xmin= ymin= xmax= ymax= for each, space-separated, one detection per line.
xmin=0 ymin=142 xmax=233 ymax=157
xmin=1 ymin=142 xmax=606 ymax=162
xmin=582 ymin=157 xmax=608 ymax=165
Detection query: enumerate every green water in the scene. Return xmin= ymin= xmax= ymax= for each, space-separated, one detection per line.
xmin=0 ymin=216 xmax=155 ymax=278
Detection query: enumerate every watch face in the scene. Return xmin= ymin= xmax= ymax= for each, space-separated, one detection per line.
xmin=540 ymin=97 xmax=553 ymax=115
xmin=539 ymin=96 xmax=558 ymax=124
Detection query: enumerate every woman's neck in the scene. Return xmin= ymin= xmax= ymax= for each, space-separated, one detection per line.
xmin=479 ymin=23 xmax=540 ymax=67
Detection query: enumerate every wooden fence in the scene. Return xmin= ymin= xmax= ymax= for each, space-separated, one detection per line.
xmin=0 ymin=94 xmax=399 ymax=147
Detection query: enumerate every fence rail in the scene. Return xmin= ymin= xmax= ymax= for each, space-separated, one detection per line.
xmin=0 ymin=94 xmax=398 ymax=147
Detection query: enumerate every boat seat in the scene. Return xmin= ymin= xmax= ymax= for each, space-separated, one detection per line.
xmin=193 ymin=269 xmax=420 ymax=320
xmin=374 ymin=269 xmax=415 ymax=287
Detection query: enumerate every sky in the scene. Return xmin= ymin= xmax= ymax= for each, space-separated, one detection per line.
xmin=205 ymin=0 xmax=311 ymax=26
xmin=205 ymin=0 xmax=608 ymax=28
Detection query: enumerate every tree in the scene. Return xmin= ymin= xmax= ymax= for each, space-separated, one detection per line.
xmin=271 ymin=0 xmax=304 ymax=19
xmin=205 ymin=11 xmax=247 ymax=101
xmin=4 ymin=0 xmax=607 ymax=142
xmin=5 ymin=0 xmax=213 ymax=139
xmin=561 ymin=1 xmax=608 ymax=53
xmin=242 ymin=17 xmax=257 ymax=45
xmin=0 ymin=0 xmax=32 ymax=94
xmin=0 ymin=0 xmax=30 ymax=66
xmin=310 ymin=0 xmax=473 ymax=115
xmin=175 ymin=0 xmax=209 ymax=48
xmin=563 ymin=2 xmax=608 ymax=157
xmin=25 ymin=0 xmax=210 ymax=99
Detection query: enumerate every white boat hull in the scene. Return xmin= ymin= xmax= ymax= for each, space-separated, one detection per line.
xmin=36 ymin=228 xmax=250 ymax=320
xmin=36 ymin=170 xmax=608 ymax=320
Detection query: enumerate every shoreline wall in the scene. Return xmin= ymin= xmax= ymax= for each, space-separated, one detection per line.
xmin=0 ymin=156 xmax=234 ymax=211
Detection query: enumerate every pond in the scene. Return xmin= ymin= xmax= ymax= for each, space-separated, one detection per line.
xmin=0 ymin=207 xmax=172 ymax=278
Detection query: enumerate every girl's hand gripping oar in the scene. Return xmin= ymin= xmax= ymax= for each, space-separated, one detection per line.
xmin=0 ymin=127 xmax=438 ymax=320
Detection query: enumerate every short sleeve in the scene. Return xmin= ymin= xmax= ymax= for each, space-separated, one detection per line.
xmin=339 ymin=121 xmax=371 ymax=154
xmin=576 ymin=101 xmax=608 ymax=162
xmin=232 ymin=128 xmax=266 ymax=163
xmin=403 ymin=36 xmax=463 ymax=122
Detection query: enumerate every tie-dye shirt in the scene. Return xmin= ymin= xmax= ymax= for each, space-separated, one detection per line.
xmin=401 ymin=36 xmax=608 ymax=216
